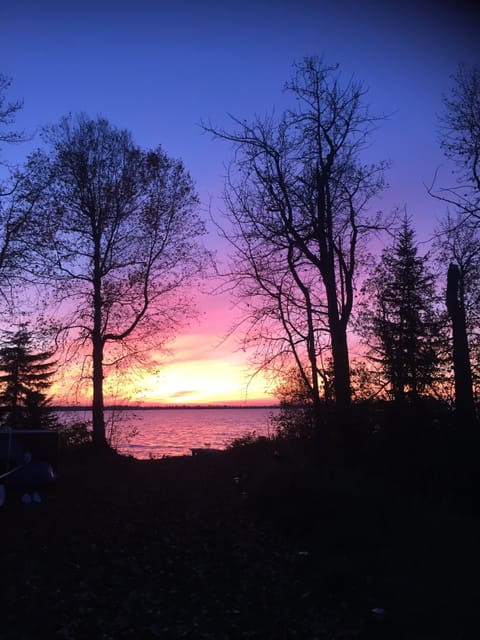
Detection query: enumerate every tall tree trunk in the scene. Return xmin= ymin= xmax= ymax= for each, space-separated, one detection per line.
xmin=315 ymin=166 xmax=353 ymax=436
xmin=322 ymin=257 xmax=352 ymax=429
xmin=92 ymin=334 xmax=107 ymax=447
xmin=91 ymin=261 xmax=107 ymax=447
xmin=330 ymin=321 xmax=351 ymax=430
xmin=446 ymin=263 xmax=476 ymax=426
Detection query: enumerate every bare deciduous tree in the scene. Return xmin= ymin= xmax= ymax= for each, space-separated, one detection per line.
xmin=24 ymin=115 xmax=209 ymax=446
xmin=0 ymin=74 xmax=31 ymax=311
xmin=446 ymin=262 xmax=476 ymax=424
xmin=435 ymin=211 xmax=480 ymax=422
xmin=205 ymin=57 xmax=388 ymax=438
xmin=429 ymin=63 xmax=480 ymax=220
xmin=430 ymin=64 xmax=480 ymax=423
xmin=0 ymin=74 xmax=24 ymax=151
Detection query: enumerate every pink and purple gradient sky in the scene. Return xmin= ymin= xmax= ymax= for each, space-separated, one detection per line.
xmin=1 ymin=0 xmax=479 ymax=404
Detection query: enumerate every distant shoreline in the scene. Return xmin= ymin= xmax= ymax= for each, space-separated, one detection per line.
xmin=53 ymin=404 xmax=280 ymax=411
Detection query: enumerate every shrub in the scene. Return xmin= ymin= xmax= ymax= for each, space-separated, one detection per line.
xmin=270 ymin=404 xmax=316 ymax=441
xmin=55 ymin=421 xmax=92 ymax=451
xmin=226 ymin=430 xmax=272 ymax=450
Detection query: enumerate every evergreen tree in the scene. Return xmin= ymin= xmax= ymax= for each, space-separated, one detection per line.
xmin=0 ymin=325 xmax=58 ymax=429
xmin=360 ymin=216 xmax=441 ymax=403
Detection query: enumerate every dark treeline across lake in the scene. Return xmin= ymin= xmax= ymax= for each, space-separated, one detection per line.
xmin=56 ymin=407 xmax=280 ymax=459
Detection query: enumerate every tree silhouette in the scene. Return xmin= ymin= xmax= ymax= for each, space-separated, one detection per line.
xmin=435 ymin=211 xmax=480 ymax=406
xmin=446 ymin=263 xmax=476 ymax=425
xmin=429 ymin=63 xmax=480 ymax=221
xmin=0 ymin=325 xmax=58 ymax=429
xmin=359 ymin=215 xmax=441 ymax=404
xmin=23 ymin=115 xmax=208 ymax=447
xmin=0 ymin=74 xmax=33 ymax=314
xmin=205 ymin=57 xmax=388 ymax=439
xmin=0 ymin=74 xmax=24 ymax=150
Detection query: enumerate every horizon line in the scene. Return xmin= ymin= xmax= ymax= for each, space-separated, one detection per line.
xmin=52 ymin=403 xmax=280 ymax=410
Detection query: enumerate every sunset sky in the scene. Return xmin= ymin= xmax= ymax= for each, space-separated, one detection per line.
xmin=1 ymin=0 xmax=479 ymax=405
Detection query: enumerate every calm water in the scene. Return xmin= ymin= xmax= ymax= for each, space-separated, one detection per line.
xmin=58 ymin=407 xmax=280 ymax=459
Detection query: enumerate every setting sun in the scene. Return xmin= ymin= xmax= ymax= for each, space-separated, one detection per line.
xmin=49 ymin=325 xmax=277 ymax=407
xmin=131 ymin=359 xmax=274 ymax=406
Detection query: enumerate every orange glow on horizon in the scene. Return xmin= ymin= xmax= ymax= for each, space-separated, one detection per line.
xmin=129 ymin=358 xmax=276 ymax=406
xmin=50 ymin=327 xmax=278 ymax=407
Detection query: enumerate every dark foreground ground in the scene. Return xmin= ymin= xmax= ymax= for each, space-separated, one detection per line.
xmin=2 ymin=438 xmax=480 ymax=639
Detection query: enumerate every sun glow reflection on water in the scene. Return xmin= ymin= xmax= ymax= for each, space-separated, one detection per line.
xmin=59 ymin=407 xmax=279 ymax=459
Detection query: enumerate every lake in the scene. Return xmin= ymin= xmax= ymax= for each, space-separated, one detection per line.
xmin=58 ymin=407 xmax=280 ymax=459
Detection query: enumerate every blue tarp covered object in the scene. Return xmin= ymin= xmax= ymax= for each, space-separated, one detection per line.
xmin=0 ymin=429 xmax=58 ymax=489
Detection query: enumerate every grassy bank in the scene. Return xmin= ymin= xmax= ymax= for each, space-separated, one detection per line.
xmin=2 ymin=438 xmax=480 ymax=639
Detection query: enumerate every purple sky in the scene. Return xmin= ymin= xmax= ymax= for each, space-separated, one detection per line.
xmin=1 ymin=0 xmax=479 ymax=403
xmin=2 ymin=1 xmax=478 ymax=235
